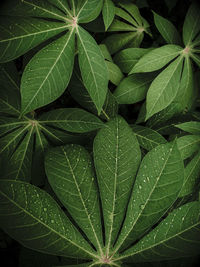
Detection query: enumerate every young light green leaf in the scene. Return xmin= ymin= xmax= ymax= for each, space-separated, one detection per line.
xmin=183 ymin=2 xmax=200 ymax=46
xmin=153 ymin=11 xmax=182 ymax=45
xmin=0 ymin=17 xmax=68 ymax=63
xmin=93 ymin=116 xmax=141 ymax=253
xmin=106 ymin=61 xmax=124 ymax=86
xmin=121 ymin=201 xmax=200 ymax=262
xmin=175 ymin=121 xmax=200 ymax=134
xmin=21 ymin=30 xmax=75 ymax=115
xmin=114 ymin=141 xmax=184 ymax=251
xmin=77 ymin=0 xmax=103 ymax=23
xmin=146 ymin=56 xmax=184 ymax=120
xmin=77 ymin=26 xmax=108 ymax=114
xmin=38 ymin=108 xmax=104 ymax=133
xmin=103 ymin=0 xmax=115 ymax=31
xmin=179 ymin=151 xmax=200 ymax=198
xmin=45 ymin=144 xmax=103 ymax=252
xmin=130 ymin=45 xmax=182 ymax=74
xmin=0 ymin=179 xmax=95 ymax=259
xmin=114 ymin=48 xmax=153 ymax=73
xmin=131 ymin=125 xmax=167 ymax=151
xmin=114 ymin=73 xmax=154 ymax=104
xmin=177 ymin=135 xmax=200 ymax=160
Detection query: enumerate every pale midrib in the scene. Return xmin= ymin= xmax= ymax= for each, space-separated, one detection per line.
xmin=0 ymin=25 xmax=68 ymax=43
xmin=0 ymin=185 xmax=96 ymax=258
xmin=118 ymin=217 xmax=200 ymax=260
xmin=35 ymin=125 xmax=45 ymax=151
xmin=77 ymin=27 xmax=100 ymax=108
xmin=113 ymin=142 xmax=175 ymax=253
xmin=22 ymin=29 xmax=74 ymax=114
xmin=62 ymin=148 xmax=103 ymax=255
xmin=14 ymin=126 xmax=34 ymax=179
xmin=134 ymin=131 xmax=164 ymax=146
xmin=107 ymin=120 xmax=119 ymax=254
xmin=148 ymin=56 xmax=183 ymax=117
xmin=39 ymin=119 xmax=103 ymax=125
xmin=57 ymin=0 xmax=73 ymax=17
xmin=38 ymin=124 xmax=63 ymax=143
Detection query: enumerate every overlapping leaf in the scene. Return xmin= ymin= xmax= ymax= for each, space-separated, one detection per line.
xmin=0 ymin=179 xmax=95 ymax=259
xmin=45 ymin=145 xmax=103 ymax=252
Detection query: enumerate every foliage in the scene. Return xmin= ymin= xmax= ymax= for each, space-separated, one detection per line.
xmin=0 ymin=0 xmax=200 ymax=266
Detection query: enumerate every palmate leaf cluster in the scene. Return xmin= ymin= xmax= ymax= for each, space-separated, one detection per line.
xmin=0 ymin=0 xmax=200 ymax=266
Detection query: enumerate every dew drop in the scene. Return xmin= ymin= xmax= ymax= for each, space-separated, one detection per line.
xmin=140 ymin=204 xmax=145 ymax=209
xmin=139 ymin=185 xmax=142 ymax=190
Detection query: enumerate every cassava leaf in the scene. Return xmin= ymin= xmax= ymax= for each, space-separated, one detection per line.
xmin=114 ymin=141 xmax=184 ymax=251
xmin=38 ymin=108 xmax=104 ymax=133
xmin=183 ymin=2 xmax=200 ymax=46
xmin=0 ymin=86 xmax=21 ymax=116
xmin=45 ymin=144 xmax=103 ymax=251
xmin=120 ymin=201 xmax=200 ymax=262
xmin=0 ymin=62 xmax=20 ymax=91
xmin=153 ymin=11 xmax=182 ymax=45
xmin=114 ymin=73 xmax=154 ymax=104
xmin=131 ymin=125 xmax=167 ymax=151
xmin=108 ymin=19 xmax=136 ymax=32
xmin=77 ymin=26 xmax=108 ymax=114
xmin=175 ymin=121 xmax=200 ymax=134
xmin=177 ymin=135 xmax=200 ymax=160
xmin=118 ymin=2 xmax=142 ymax=26
xmin=130 ymin=45 xmax=182 ymax=74
xmin=146 ymin=56 xmax=184 ymax=120
xmin=106 ymin=61 xmax=124 ymax=86
xmin=0 ymin=17 xmax=68 ymax=63
xmin=0 ymin=179 xmax=95 ymax=259
xmin=77 ymin=0 xmax=103 ymax=23
xmin=103 ymin=0 xmax=116 ymax=31
xmin=0 ymin=0 xmax=67 ymax=20
xmin=179 ymin=151 xmax=200 ymax=198
xmin=21 ymin=30 xmax=75 ymax=115
xmin=113 ymin=48 xmax=153 ymax=73
xmin=93 ymin=116 xmax=141 ymax=252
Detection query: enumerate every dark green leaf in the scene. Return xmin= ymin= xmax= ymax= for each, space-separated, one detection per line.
xmin=114 ymin=141 xmax=184 ymax=251
xmin=177 ymin=135 xmax=200 ymax=160
xmin=21 ymin=30 xmax=75 ymax=115
xmin=0 ymin=180 xmax=95 ymax=259
xmin=175 ymin=121 xmax=200 ymax=134
xmin=77 ymin=0 xmax=103 ymax=23
xmin=103 ymin=0 xmax=115 ymax=31
xmin=94 ymin=116 xmax=141 ymax=252
xmin=77 ymin=26 xmax=108 ymax=114
xmin=0 ymin=17 xmax=68 ymax=63
xmin=45 ymin=144 xmax=103 ymax=251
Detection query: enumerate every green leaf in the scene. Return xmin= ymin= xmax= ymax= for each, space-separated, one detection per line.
xmin=77 ymin=26 xmax=108 ymax=114
xmin=99 ymin=44 xmax=113 ymax=62
xmin=118 ymin=2 xmax=142 ymax=26
xmin=0 ymin=86 xmax=21 ymax=116
xmin=21 ymin=30 xmax=75 ymax=115
xmin=130 ymin=45 xmax=182 ymax=74
xmin=177 ymin=135 xmax=200 ymax=160
xmin=47 ymin=0 xmax=71 ymax=16
xmin=106 ymin=61 xmax=124 ymax=86
xmin=0 ymin=179 xmax=95 ymax=259
xmin=0 ymin=0 xmax=67 ymax=20
xmin=153 ymin=11 xmax=182 ymax=45
xmin=114 ymin=141 xmax=184 ymax=251
xmin=114 ymin=48 xmax=153 ymax=73
xmin=93 ymin=116 xmax=141 ymax=252
xmin=115 ymin=7 xmax=139 ymax=28
xmin=103 ymin=0 xmax=115 ymax=31
xmin=183 ymin=2 xmax=200 ymax=46
xmin=191 ymin=53 xmax=200 ymax=68
xmin=38 ymin=108 xmax=104 ymax=133
xmin=45 ymin=144 xmax=103 ymax=252
xmin=146 ymin=56 xmax=184 ymax=120
xmin=179 ymin=151 xmax=200 ymax=198
xmin=77 ymin=0 xmax=103 ymax=23
xmin=121 ymin=201 xmax=200 ymax=262
xmin=108 ymin=19 xmax=136 ymax=32
xmin=175 ymin=121 xmax=200 ymax=134
xmin=0 ymin=17 xmax=68 ymax=63
xmin=1 ymin=129 xmax=34 ymax=182
xmin=0 ymin=62 xmax=20 ymax=91
xmin=114 ymin=73 xmax=154 ymax=104
xmin=103 ymin=32 xmax=141 ymax=55
xmin=131 ymin=125 xmax=167 ymax=151
xmin=164 ymin=0 xmax=178 ymax=11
